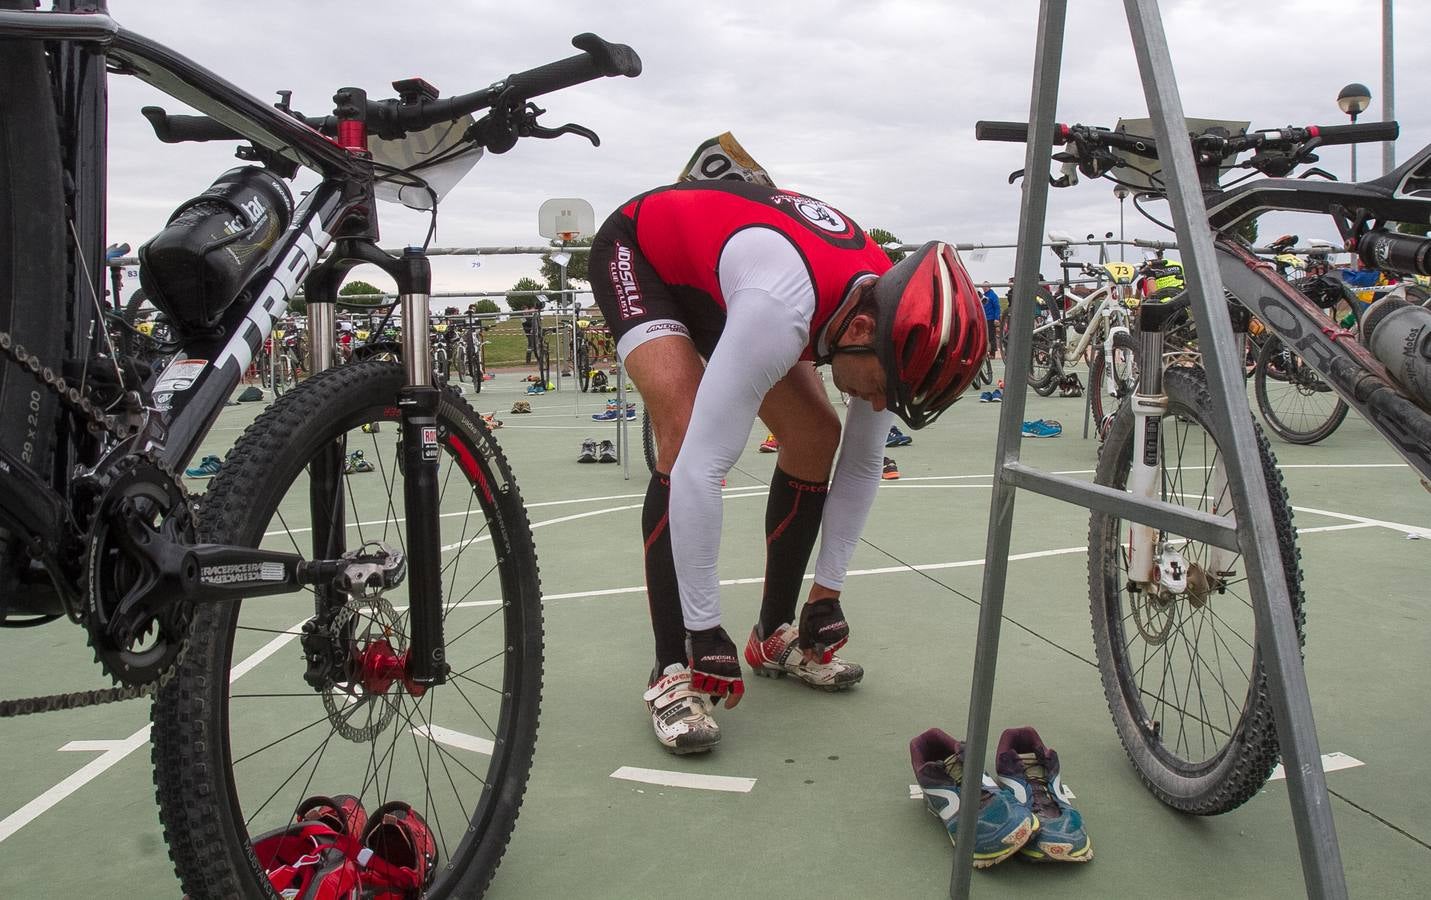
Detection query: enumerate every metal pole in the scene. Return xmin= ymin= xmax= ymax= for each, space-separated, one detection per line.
xmin=950 ymin=1 xmax=1068 ymax=896
xmin=1383 ymin=0 xmax=1395 ymax=174
xmin=1123 ymin=0 xmax=1346 ymax=895
xmin=1350 ymin=111 xmax=1359 ymax=183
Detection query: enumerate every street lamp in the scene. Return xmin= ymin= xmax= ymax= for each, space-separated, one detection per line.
xmin=1112 ymin=184 xmax=1130 ymax=261
xmin=1337 ymin=82 xmax=1372 ymax=182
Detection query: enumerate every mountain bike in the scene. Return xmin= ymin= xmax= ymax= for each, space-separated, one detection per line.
xmin=0 ymin=4 xmax=639 ymax=896
xmin=457 ymin=320 xmax=490 ymax=393
xmin=1030 ymin=253 xmax=1141 ymax=420
xmin=978 ymin=114 xmax=1431 ymax=814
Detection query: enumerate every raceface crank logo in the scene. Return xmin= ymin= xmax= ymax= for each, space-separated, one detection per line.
xmin=201 ymin=561 xmax=286 ymax=585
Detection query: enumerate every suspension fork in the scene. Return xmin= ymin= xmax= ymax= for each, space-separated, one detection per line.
xmin=1127 ymin=327 xmax=1167 ymax=584
xmin=306 ymin=301 xmax=346 ymax=619
xmin=302 ymin=236 xmax=447 ymax=685
xmin=395 ymin=248 xmax=448 ymax=687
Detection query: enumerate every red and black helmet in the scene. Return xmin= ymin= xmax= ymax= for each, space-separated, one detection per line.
xmin=872 ymin=241 xmax=988 ymax=429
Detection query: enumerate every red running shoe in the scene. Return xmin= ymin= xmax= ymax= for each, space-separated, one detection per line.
xmin=295 ymin=794 xmax=368 ymax=843
xmin=251 ymin=820 xmax=362 ymax=900
xmin=758 ymin=433 xmax=780 ymax=453
xmin=360 ymin=801 xmax=438 ymax=899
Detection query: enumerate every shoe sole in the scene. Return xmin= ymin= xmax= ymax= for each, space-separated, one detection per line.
xmin=932 ymin=810 xmax=1038 ymax=868
xmin=749 ymin=663 xmax=861 ymax=691
xmin=665 ymin=734 xmax=720 ymax=755
xmin=1020 ymin=835 xmax=1093 ymax=863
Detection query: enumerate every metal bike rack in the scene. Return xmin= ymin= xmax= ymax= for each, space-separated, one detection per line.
xmin=950 ymin=1 xmax=1346 ymax=897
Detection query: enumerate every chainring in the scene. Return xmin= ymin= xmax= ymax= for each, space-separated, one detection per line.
xmin=83 ymin=456 xmax=196 ymax=686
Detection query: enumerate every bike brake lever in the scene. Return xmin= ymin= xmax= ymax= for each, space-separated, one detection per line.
xmin=525 ymin=120 xmax=601 ymax=147
xmin=1007 ymin=168 xmax=1025 ymax=185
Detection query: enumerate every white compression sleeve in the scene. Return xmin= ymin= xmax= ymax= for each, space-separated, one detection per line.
xmin=668 ymin=230 xmax=814 ymax=630
xmin=813 ymin=398 xmax=894 ymax=591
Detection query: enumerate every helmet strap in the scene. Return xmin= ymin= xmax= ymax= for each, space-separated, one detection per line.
xmin=813 ymin=280 xmax=874 ymax=365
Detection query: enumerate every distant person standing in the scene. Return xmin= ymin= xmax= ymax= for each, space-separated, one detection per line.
xmin=981 ymin=282 xmax=1001 ymax=359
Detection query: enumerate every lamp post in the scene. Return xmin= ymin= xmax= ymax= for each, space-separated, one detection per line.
xmin=1112 ymin=184 xmax=1129 ymax=261
xmin=1337 ymin=82 xmax=1372 ymax=182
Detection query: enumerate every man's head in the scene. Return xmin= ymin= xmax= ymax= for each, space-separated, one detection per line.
xmin=822 ymin=241 xmax=988 ymax=429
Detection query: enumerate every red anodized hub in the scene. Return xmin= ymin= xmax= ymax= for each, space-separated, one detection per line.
xmin=355 ymin=638 xmax=425 ymax=697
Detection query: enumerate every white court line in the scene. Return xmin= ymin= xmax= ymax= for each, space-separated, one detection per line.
xmin=412 ymin=723 xmax=494 ymax=756
xmin=610 ymin=766 xmax=756 ymax=793
xmin=1269 ymin=752 xmax=1365 ymax=782
xmin=0 ymin=727 xmax=151 ymax=843
xmin=1290 ymin=506 xmax=1431 ymax=539
xmin=0 ymin=616 xmax=311 ymax=845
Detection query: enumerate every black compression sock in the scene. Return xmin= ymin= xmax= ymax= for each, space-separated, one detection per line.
xmin=759 ymin=466 xmax=829 ymax=637
xmin=642 ymin=471 xmax=687 ymax=671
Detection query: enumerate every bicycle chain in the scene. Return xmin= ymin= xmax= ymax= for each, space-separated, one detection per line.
xmin=0 ymin=327 xmax=194 ymax=717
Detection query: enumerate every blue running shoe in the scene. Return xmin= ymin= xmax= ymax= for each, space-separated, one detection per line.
xmin=885 ymin=426 xmax=912 ymax=447
xmin=910 ymin=728 xmax=1037 ymax=868
xmin=184 ymin=454 xmax=223 ymax=478
xmin=989 ymin=388 xmax=1003 ymax=402
xmin=1021 ymin=419 xmax=1061 ymax=438
xmin=995 ymin=726 xmax=1092 ymax=863
xmin=591 ymin=408 xmax=619 ymax=421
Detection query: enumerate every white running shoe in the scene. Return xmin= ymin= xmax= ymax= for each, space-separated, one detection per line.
xmin=643 ymin=663 xmax=721 ymax=754
xmin=743 ymin=623 xmax=863 ymax=691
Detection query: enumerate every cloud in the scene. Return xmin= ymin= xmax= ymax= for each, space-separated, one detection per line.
xmin=104 ymin=0 xmax=1429 ymax=294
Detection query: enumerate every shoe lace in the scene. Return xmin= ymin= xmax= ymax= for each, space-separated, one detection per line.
xmin=942 ymin=754 xmax=995 ymax=808
xmin=1017 ymin=751 xmax=1061 ymax=818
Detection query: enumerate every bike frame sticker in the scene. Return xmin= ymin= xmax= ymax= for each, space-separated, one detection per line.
xmin=153 ymin=358 xmax=208 ymax=410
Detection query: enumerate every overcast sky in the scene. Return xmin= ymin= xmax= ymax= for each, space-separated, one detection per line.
xmin=104 ymin=0 xmax=1428 ymax=305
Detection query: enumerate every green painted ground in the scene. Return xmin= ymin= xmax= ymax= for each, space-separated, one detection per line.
xmin=0 ymin=362 xmax=1426 ymax=899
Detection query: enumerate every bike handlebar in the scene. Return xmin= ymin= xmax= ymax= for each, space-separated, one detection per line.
xmin=974 ymin=119 xmax=1398 ymax=164
xmin=142 ymin=32 xmax=641 ymax=146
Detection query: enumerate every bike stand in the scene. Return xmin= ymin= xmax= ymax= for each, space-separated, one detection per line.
xmin=950 ymin=1 xmax=1346 ymax=897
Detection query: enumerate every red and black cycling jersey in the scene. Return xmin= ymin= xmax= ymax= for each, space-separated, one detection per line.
xmin=613 ymin=181 xmax=892 ymax=356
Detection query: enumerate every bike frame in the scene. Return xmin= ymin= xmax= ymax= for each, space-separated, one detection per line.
xmin=0 ymin=5 xmax=452 ymax=683
xmin=1116 ymin=138 xmax=1431 ymax=594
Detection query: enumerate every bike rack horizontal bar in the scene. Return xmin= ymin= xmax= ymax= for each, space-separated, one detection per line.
xmin=1001 ymin=462 xmax=1239 ymax=550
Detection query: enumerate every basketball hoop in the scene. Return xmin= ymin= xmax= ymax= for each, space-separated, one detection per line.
xmin=538 ymin=198 xmax=594 ymax=242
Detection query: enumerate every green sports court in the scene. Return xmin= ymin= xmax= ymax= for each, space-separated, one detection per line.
xmin=0 ymin=363 xmax=1425 ymax=898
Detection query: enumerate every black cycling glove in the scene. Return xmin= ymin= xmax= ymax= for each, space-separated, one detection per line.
xmin=797 ymin=597 xmax=850 ymax=664
xmin=686 ymin=625 xmax=744 ymax=708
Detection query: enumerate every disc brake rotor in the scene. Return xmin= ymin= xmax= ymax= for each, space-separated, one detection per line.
xmin=321 ymin=593 xmax=402 ymax=743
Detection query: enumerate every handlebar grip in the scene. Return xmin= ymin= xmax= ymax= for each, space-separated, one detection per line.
xmin=1313 ymin=121 xmax=1399 ymax=146
xmin=505 ymin=33 xmax=642 ymax=99
xmin=141 ymin=106 xmax=243 ymax=143
xmin=1359 ymin=230 xmax=1431 ymax=276
xmin=974 ymin=120 xmax=1031 ymax=143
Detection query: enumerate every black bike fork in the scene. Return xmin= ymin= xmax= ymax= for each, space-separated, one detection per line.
xmin=304 ymin=233 xmax=448 ymax=687
xmin=393 ymin=248 xmax=448 ymax=687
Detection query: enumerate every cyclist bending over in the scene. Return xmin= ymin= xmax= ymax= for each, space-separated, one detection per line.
xmin=590 ymin=180 xmax=987 ymax=753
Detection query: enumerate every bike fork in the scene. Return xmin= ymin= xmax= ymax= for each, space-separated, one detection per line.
xmin=395 ymin=249 xmax=448 ymax=687
xmin=1127 ymin=328 xmax=1168 ymax=583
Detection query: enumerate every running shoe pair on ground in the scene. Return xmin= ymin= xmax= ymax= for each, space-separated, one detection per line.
xmin=977 ymin=389 xmax=1004 ymax=403
xmin=252 ymin=795 xmax=436 ymax=899
xmin=592 ymin=402 xmax=637 ymax=421
xmin=577 ymin=438 xmax=618 ymax=463
xmin=1020 ymin=419 xmax=1062 ymax=438
xmin=912 ymin=726 xmax=1092 ymax=867
xmin=645 ymin=599 xmax=862 ymax=755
